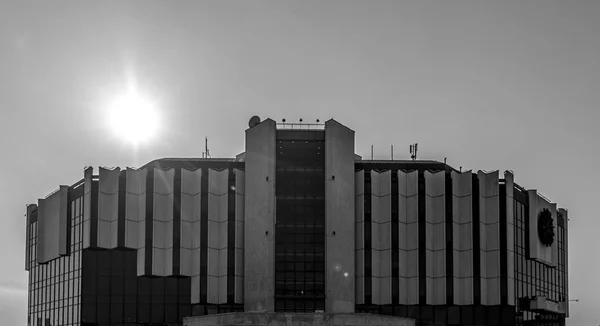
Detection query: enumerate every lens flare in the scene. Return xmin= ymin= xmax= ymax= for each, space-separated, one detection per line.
xmin=109 ymin=90 xmax=158 ymax=144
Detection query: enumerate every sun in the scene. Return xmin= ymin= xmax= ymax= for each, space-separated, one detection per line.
xmin=109 ymin=90 xmax=158 ymax=144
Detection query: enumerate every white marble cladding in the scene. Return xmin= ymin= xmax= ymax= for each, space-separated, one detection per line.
xmin=478 ymin=170 xmax=500 ymax=306
xmin=125 ymin=168 xmax=147 ymax=251
xmin=451 ymin=171 xmax=473 ymax=305
xmin=371 ymin=170 xmax=392 ymax=305
xmin=152 ymin=168 xmax=175 ymax=277
xmin=181 ymin=168 xmax=202 ymax=302
xmin=398 ymin=170 xmax=419 ymax=305
xmin=425 ymin=170 xmax=446 ymax=305
xmin=98 ymin=167 xmax=120 ymax=249
xmin=207 ymin=168 xmax=229 ymax=304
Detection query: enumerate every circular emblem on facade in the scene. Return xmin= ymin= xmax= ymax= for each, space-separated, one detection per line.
xmin=537 ymin=208 xmax=555 ymax=246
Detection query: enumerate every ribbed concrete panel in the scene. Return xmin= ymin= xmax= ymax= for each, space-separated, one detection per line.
xmin=234 ymin=169 xmax=245 ymax=304
xmin=207 ymin=168 xmax=229 ymax=304
xmin=83 ymin=167 xmax=93 ymax=249
xmin=180 ymin=168 xmax=202 ymax=280
xmin=451 ymin=171 xmax=473 ymax=305
xmin=37 ymin=186 xmax=69 ymax=263
xmin=355 ymin=170 xmax=365 ymax=305
xmin=478 ymin=170 xmax=500 ymax=306
xmin=152 ymin=168 xmax=175 ymax=276
xmin=125 ymin=168 xmax=146 ymax=250
xmin=425 ymin=170 xmax=446 ymax=305
xmin=371 ymin=170 xmax=391 ymax=305
xmin=398 ymin=170 xmax=419 ymax=305
xmin=98 ymin=167 xmax=120 ymax=249
xmin=244 ymin=118 xmax=276 ymax=312
xmin=324 ymin=119 xmax=355 ymax=313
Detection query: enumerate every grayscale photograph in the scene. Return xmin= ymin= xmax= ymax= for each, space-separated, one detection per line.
xmin=1 ymin=1 xmax=598 ymax=325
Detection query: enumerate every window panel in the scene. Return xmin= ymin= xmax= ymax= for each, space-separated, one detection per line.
xmin=275 ymin=139 xmax=325 ymax=312
xmin=27 ymin=195 xmax=86 ymax=326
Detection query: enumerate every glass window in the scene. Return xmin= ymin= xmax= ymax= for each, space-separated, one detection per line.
xmin=275 ymin=137 xmax=325 ymax=312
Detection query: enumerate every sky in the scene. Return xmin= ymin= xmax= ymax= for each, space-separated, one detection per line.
xmin=1 ymin=1 xmax=599 ymax=325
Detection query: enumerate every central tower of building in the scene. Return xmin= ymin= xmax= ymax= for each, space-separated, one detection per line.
xmin=244 ymin=118 xmax=356 ymax=314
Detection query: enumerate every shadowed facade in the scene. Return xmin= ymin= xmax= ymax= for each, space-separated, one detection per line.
xmin=25 ymin=118 xmax=568 ymax=326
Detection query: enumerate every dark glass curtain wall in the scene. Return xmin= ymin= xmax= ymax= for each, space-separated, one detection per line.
xmin=275 ymin=132 xmax=326 ymax=312
xmin=80 ymin=249 xmax=191 ymax=326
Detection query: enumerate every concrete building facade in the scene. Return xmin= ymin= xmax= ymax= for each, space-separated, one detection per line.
xmin=25 ymin=118 xmax=569 ymax=326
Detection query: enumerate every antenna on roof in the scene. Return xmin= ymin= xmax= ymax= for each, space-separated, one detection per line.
xmin=202 ymin=137 xmax=211 ymax=159
xmin=410 ymin=143 xmax=418 ymax=160
xmin=391 ymin=145 xmax=394 ymax=160
xmin=371 ymin=145 xmax=374 ymax=160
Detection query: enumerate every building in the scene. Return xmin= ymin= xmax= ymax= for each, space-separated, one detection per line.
xmin=25 ymin=118 xmax=569 ymax=326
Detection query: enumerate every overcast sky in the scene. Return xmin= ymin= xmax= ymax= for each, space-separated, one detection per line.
xmin=1 ymin=1 xmax=599 ymax=325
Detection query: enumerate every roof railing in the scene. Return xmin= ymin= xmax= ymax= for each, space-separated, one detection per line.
xmin=276 ymin=122 xmax=325 ymax=130
xmin=71 ymin=179 xmax=84 ymax=189
xmin=514 ymin=182 xmax=528 ymax=193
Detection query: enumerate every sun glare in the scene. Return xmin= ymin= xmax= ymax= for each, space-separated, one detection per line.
xmin=109 ymin=90 xmax=158 ymax=144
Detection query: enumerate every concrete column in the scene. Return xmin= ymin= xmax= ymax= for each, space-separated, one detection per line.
xmin=244 ymin=118 xmax=276 ymax=312
xmin=324 ymin=119 xmax=355 ymax=313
